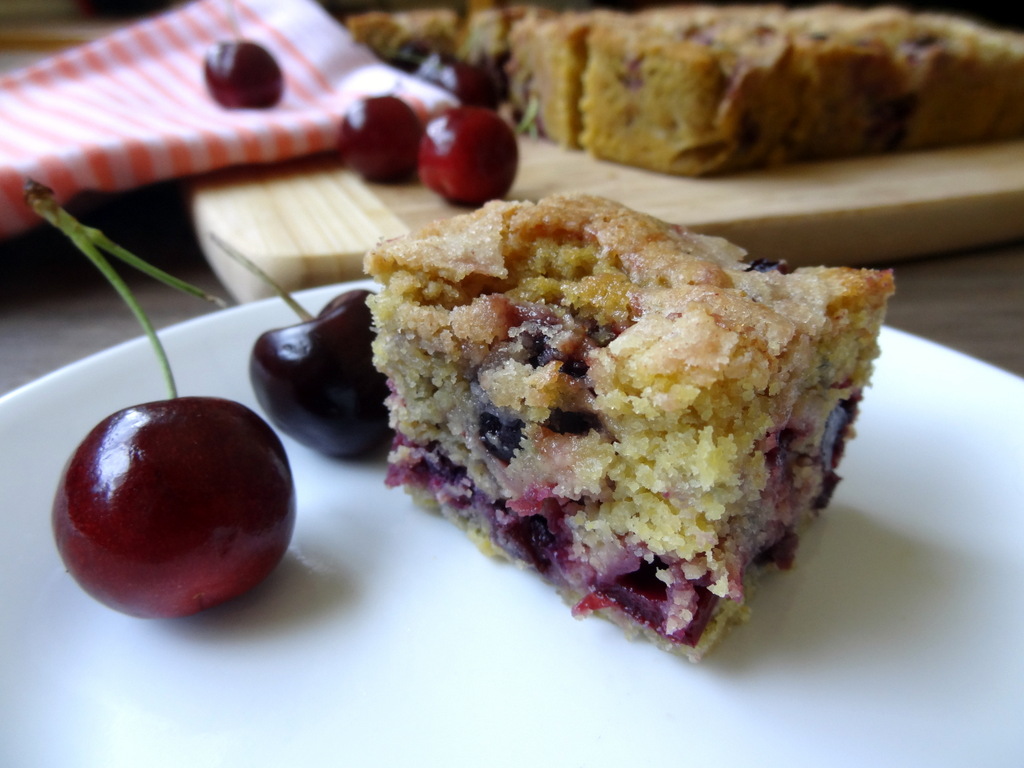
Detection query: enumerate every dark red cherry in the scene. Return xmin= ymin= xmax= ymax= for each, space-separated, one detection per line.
xmin=418 ymin=107 xmax=519 ymax=205
xmin=53 ymin=397 xmax=296 ymax=619
xmin=338 ymin=95 xmax=423 ymax=182
xmin=204 ymin=40 xmax=284 ymax=109
xmin=250 ymin=288 xmax=390 ymax=457
xmin=414 ymin=53 xmax=500 ymax=109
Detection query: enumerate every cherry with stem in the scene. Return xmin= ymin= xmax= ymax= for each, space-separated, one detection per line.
xmin=210 ymin=234 xmax=391 ymax=458
xmin=25 ymin=181 xmax=225 ymax=397
xmin=25 ymin=181 xmax=296 ymax=619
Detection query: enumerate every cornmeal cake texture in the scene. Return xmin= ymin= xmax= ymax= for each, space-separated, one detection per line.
xmin=505 ymin=3 xmax=1024 ymax=174
xmin=365 ymin=194 xmax=893 ymax=660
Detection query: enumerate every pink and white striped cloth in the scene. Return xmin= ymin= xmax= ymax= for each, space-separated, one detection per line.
xmin=0 ymin=0 xmax=454 ymax=238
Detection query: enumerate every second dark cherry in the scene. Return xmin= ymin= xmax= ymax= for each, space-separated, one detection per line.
xmin=250 ymin=289 xmax=391 ymax=458
xmin=54 ymin=397 xmax=296 ymax=618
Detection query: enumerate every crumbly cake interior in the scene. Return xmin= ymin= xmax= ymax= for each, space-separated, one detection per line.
xmin=365 ymin=194 xmax=893 ymax=660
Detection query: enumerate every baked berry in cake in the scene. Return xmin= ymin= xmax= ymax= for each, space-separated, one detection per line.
xmin=365 ymin=194 xmax=893 ymax=660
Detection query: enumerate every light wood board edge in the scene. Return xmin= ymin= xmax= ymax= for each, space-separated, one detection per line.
xmin=190 ymin=138 xmax=1024 ymax=301
xmin=189 ymin=154 xmax=409 ymax=302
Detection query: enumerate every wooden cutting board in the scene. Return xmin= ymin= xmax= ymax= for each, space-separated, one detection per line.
xmin=189 ymin=135 xmax=1024 ymax=302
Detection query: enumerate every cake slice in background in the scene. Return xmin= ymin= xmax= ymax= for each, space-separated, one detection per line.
xmin=365 ymin=194 xmax=894 ymax=660
xmin=501 ymin=4 xmax=1024 ymax=174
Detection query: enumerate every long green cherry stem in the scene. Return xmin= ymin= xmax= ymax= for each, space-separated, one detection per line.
xmin=23 ymin=180 xmax=226 ymax=399
xmin=209 ymin=233 xmax=314 ymax=322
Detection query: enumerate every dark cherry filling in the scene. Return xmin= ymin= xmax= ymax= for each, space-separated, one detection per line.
xmin=763 ymin=396 xmax=859 ymax=512
xmin=867 ymin=93 xmax=916 ymax=151
xmin=545 ymin=409 xmax=600 ymax=435
xmin=814 ymin=395 xmax=859 ymax=507
xmin=389 ymin=433 xmax=841 ymax=649
xmin=559 ymin=358 xmax=589 ymax=378
xmin=744 ymin=258 xmax=792 ymax=274
xmin=386 ymin=434 xmax=473 ymax=508
xmin=574 ymin=562 xmax=720 ymax=648
xmin=508 ymin=300 xmax=613 ymax=373
xmin=479 ymin=411 xmax=525 ymax=462
xmin=523 ymin=330 xmax=559 ymax=368
xmin=498 ymin=511 xmax=561 ymax=576
xmin=680 ymin=586 xmax=721 ymax=646
xmin=594 ymin=559 xmax=670 ymax=633
xmin=821 ymin=396 xmax=857 ymax=470
xmin=521 ymin=327 xmax=590 ymax=372
xmin=765 ymin=426 xmax=796 ymax=473
xmin=474 ymin=299 xmax=609 ymax=457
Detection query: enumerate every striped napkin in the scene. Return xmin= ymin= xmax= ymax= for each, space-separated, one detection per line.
xmin=0 ymin=0 xmax=455 ymax=239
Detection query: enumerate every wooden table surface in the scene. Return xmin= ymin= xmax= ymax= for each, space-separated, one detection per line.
xmin=1 ymin=20 xmax=1022 ymax=397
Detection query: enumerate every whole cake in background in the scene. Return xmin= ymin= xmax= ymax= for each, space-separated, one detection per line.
xmin=365 ymin=194 xmax=894 ymax=660
xmin=346 ymin=3 xmax=1024 ymax=175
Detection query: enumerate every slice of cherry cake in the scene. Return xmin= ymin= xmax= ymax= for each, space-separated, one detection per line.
xmin=364 ymin=194 xmax=893 ymax=660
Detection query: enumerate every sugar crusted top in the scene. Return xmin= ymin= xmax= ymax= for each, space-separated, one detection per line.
xmin=364 ymin=193 xmax=892 ymax=351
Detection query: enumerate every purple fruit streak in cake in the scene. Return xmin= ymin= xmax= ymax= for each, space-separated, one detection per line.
xmin=814 ymin=395 xmax=859 ymax=508
xmin=386 ymin=433 xmax=475 ymax=512
xmin=384 ymin=387 xmax=864 ymax=651
xmin=572 ymin=564 xmax=720 ymax=648
xmin=496 ymin=510 xmax=563 ymax=576
xmin=753 ymin=529 xmax=799 ymax=570
xmin=387 ymin=435 xmax=728 ymax=648
xmin=867 ymin=94 xmax=916 ymax=150
xmin=560 ymin=358 xmax=589 ymax=378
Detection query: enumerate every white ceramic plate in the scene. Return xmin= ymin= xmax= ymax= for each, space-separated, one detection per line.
xmin=2 ymin=282 xmax=1022 ymax=768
